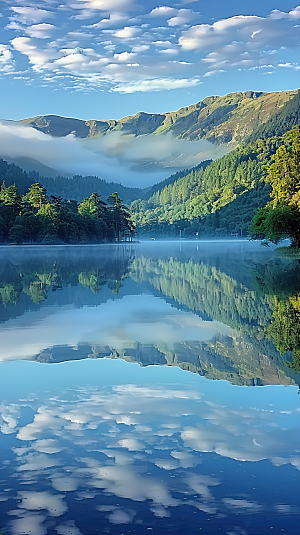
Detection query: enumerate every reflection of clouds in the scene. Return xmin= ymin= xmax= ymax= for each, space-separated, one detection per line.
xmin=223 ymin=498 xmax=262 ymax=513
xmin=17 ymin=453 xmax=61 ymax=471
xmin=0 ymin=295 xmax=233 ymax=362
xmin=10 ymin=513 xmax=47 ymax=535
xmin=0 ymin=404 xmax=19 ymax=434
xmin=1 ymin=383 xmax=299 ymax=531
xmin=56 ymin=521 xmax=83 ymax=535
xmin=18 ymin=491 xmax=67 ymax=517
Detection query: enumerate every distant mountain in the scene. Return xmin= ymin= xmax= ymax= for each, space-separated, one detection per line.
xmin=0 ymin=158 xmax=145 ymax=204
xmin=20 ymin=89 xmax=298 ymax=146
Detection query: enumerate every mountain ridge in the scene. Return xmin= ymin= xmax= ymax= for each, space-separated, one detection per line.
xmin=19 ymin=89 xmax=297 ymax=146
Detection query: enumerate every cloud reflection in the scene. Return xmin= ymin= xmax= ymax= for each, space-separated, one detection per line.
xmin=0 ymin=382 xmax=299 ymax=533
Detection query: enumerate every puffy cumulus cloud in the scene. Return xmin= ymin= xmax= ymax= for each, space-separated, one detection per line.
xmin=111 ymin=25 xmax=141 ymax=39
xmin=10 ymin=7 xmax=53 ymax=24
xmin=131 ymin=43 xmax=149 ymax=52
xmin=149 ymin=6 xmax=178 ymax=18
xmin=111 ymin=75 xmax=201 ymax=93
xmin=25 ymin=23 xmax=56 ymax=39
xmin=168 ymin=9 xmax=195 ymax=27
xmin=113 ymin=51 xmax=137 ymax=62
xmin=84 ymin=12 xmax=128 ymax=29
xmin=11 ymin=37 xmax=60 ymax=69
xmin=270 ymin=6 xmax=300 ymax=20
xmin=178 ymin=11 xmax=300 ymax=68
xmin=67 ymin=0 xmax=135 ymax=13
xmin=0 ymin=44 xmax=15 ymax=73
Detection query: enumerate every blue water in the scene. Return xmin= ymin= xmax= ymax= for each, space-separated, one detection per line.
xmin=0 ymin=241 xmax=299 ymax=535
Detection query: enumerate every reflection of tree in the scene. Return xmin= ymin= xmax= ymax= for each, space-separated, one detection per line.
xmin=0 ymin=247 xmax=133 ymax=310
xmin=252 ymin=260 xmax=300 ymax=372
xmin=131 ymin=256 xmax=272 ymax=336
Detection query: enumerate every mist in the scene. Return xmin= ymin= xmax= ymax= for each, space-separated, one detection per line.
xmin=0 ymin=121 xmax=229 ymax=188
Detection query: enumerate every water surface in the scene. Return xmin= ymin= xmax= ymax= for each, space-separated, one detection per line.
xmin=0 ymin=241 xmax=299 ymax=535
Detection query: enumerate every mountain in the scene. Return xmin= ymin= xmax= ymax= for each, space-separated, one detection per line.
xmin=20 ymin=89 xmax=297 ymax=146
xmin=246 ymin=88 xmax=300 ymax=142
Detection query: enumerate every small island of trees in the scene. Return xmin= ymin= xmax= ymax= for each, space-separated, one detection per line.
xmin=0 ymin=183 xmax=135 ymax=244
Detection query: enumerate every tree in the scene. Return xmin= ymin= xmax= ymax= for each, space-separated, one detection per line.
xmin=25 ymin=182 xmax=47 ymax=210
xmin=107 ymin=192 xmax=135 ymax=241
xmin=249 ymin=126 xmax=300 ymax=247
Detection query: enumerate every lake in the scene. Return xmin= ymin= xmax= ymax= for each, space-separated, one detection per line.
xmin=0 ymin=240 xmax=299 ymax=535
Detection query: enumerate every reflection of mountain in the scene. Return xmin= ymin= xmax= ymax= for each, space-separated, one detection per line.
xmin=1 ymin=245 xmax=299 ymax=386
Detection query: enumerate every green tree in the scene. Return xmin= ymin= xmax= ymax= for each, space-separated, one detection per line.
xmin=249 ymin=126 xmax=300 ymax=247
xmin=25 ymin=182 xmax=47 ymax=210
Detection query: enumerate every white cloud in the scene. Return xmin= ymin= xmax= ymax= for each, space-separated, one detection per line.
xmin=85 ymin=13 xmax=127 ymax=28
xmin=0 ymin=44 xmax=15 ymax=73
xmin=112 ymin=26 xmax=141 ymax=39
xmin=149 ymin=6 xmax=178 ymax=18
xmin=10 ymin=7 xmax=53 ymax=24
xmin=168 ymin=9 xmax=194 ymax=27
xmin=113 ymin=51 xmax=137 ymax=62
xmin=131 ymin=44 xmax=149 ymax=53
xmin=11 ymin=37 xmax=60 ymax=69
xmin=270 ymin=6 xmax=300 ymax=20
xmin=69 ymin=0 xmax=135 ymax=13
xmin=111 ymin=76 xmax=201 ymax=92
xmin=178 ymin=12 xmax=300 ymax=57
xmin=25 ymin=24 xmax=56 ymax=39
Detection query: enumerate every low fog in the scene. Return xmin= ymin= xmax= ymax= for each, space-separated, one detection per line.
xmin=0 ymin=121 xmax=229 ymax=188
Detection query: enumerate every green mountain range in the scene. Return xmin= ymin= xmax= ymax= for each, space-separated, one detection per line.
xmin=20 ymin=89 xmax=296 ymax=146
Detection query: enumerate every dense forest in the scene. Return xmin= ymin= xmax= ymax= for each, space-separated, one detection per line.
xmin=130 ymin=124 xmax=300 ymax=239
xmin=0 ymin=182 xmax=134 ymax=244
xmin=130 ymin=135 xmax=281 ymax=236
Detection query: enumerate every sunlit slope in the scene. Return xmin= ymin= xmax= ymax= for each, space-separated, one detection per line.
xmin=20 ymin=89 xmax=297 ymax=145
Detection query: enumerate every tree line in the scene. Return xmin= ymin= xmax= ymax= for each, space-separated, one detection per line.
xmin=0 ymin=182 xmax=135 ymax=244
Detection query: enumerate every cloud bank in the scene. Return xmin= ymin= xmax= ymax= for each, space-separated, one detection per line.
xmin=0 ymin=121 xmax=228 ymax=188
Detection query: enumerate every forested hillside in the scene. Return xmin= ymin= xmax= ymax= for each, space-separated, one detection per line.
xmin=0 ymin=159 xmax=143 ymax=205
xmin=130 ymin=135 xmax=283 ymax=237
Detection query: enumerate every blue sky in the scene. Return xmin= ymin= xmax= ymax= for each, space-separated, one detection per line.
xmin=0 ymin=0 xmax=299 ymax=120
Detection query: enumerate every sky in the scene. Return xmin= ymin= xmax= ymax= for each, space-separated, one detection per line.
xmin=0 ymin=0 xmax=300 ymax=121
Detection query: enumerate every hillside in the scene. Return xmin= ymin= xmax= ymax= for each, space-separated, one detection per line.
xmin=0 ymin=158 xmax=144 ymax=205
xmin=20 ymin=89 xmax=297 ymax=146
xmin=130 ymin=133 xmax=283 ymax=236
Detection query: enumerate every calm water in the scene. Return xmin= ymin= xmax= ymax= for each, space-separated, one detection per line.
xmin=0 ymin=241 xmax=299 ymax=535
